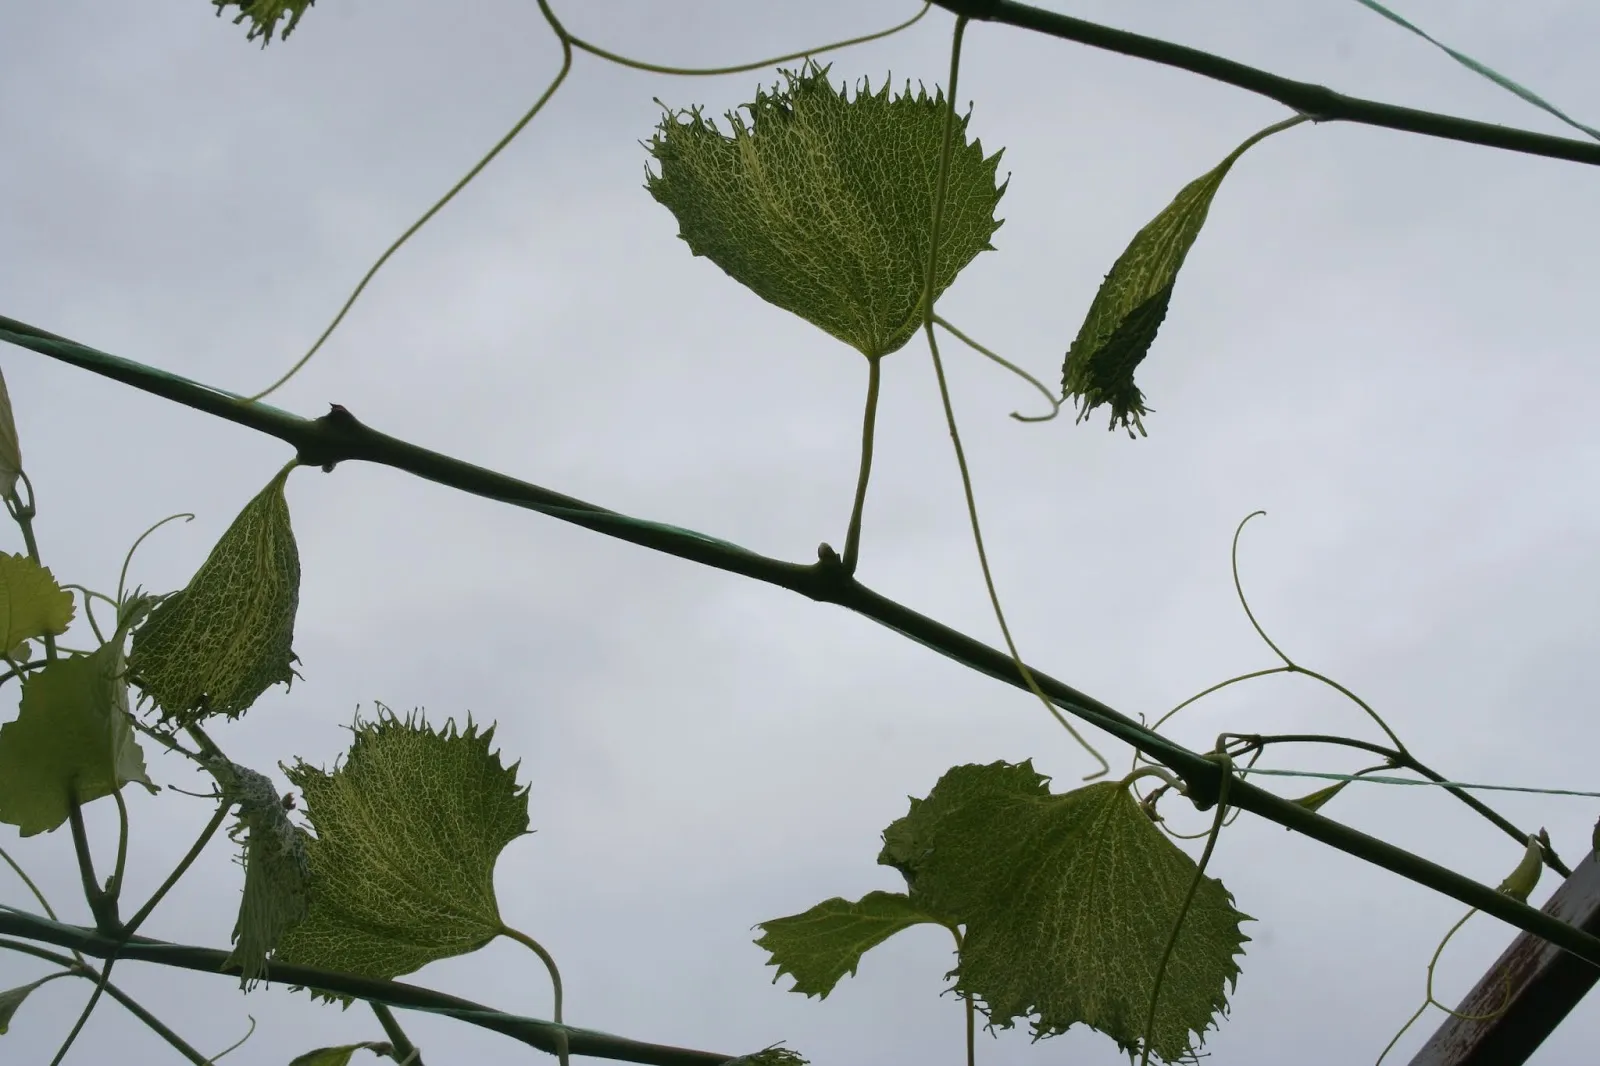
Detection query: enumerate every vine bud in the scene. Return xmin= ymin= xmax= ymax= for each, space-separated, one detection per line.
xmin=1497 ymin=832 xmax=1545 ymax=904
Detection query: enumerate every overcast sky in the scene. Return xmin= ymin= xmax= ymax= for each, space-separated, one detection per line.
xmin=3 ymin=1 xmax=1599 ymax=1064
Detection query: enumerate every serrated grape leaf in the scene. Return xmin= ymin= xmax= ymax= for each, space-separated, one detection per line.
xmin=287 ymin=1043 xmax=388 ymax=1066
xmin=0 ymin=642 xmax=155 ymax=836
xmin=879 ymin=761 xmax=1251 ymax=1064
xmin=212 ymin=0 xmax=315 ymax=47
xmin=0 ymin=974 xmax=64 ymax=1035
xmin=756 ymin=890 xmax=951 ymax=998
xmin=0 ymin=553 xmax=74 ymax=650
xmin=0 ymin=367 xmax=21 ymax=499
xmin=129 ymin=465 xmax=300 ymax=725
xmin=646 ymin=61 xmax=1006 ymax=359
xmin=274 ymin=709 xmax=530 ymax=986
xmin=206 ymin=758 xmax=311 ymax=988
xmin=1062 ymin=118 xmax=1299 ymax=437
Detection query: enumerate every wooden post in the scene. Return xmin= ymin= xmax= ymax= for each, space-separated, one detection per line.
xmin=1406 ymin=848 xmax=1600 ymax=1065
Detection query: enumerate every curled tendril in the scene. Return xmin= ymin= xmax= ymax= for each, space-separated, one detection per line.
xmin=934 ymin=315 xmax=1062 ymax=422
xmin=117 ymin=512 xmax=195 ymax=608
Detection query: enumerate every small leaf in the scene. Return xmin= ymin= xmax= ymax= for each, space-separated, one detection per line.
xmin=726 ymin=1045 xmax=809 ymax=1065
xmin=212 ymin=0 xmax=315 ymax=47
xmin=274 ymin=708 xmax=530 ymax=986
xmin=646 ymin=62 xmax=1006 ymax=359
xmin=0 ymin=643 xmax=155 ymax=836
xmin=0 ymin=975 xmax=65 ymax=1035
xmin=287 ymin=1043 xmax=388 ymax=1066
xmin=756 ymin=890 xmax=949 ymax=998
xmin=129 ymin=465 xmax=301 ymax=725
xmin=1062 ymin=117 xmax=1301 ymax=437
xmin=1290 ymin=780 xmax=1349 ymax=814
xmin=0 ymin=366 xmax=21 ymax=499
xmin=0 ymin=553 xmax=75 ymax=650
xmin=880 ymin=761 xmax=1251 ymax=1064
xmin=208 ymin=758 xmax=312 ymax=988
xmin=1497 ymin=832 xmax=1544 ymax=904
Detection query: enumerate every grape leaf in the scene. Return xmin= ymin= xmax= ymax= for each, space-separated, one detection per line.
xmin=727 ymin=1045 xmax=809 ymax=1065
xmin=0 ymin=642 xmax=155 ymax=836
xmin=756 ymin=890 xmax=951 ymax=998
xmin=0 ymin=553 xmax=74 ymax=651
xmin=274 ymin=709 xmax=530 ymax=986
xmin=879 ymin=761 xmax=1250 ymax=1064
xmin=287 ymin=1043 xmax=389 ymax=1066
xmin=207 ymin=758 xmax=311 ymax=988
xmin=0 ymin=366 xmax=21 ymax=499
xmin=0 ymin=975 xmax=65 ymax=1035
xmin=129 ymin=465 xmax=300 ymax=725
xmin=646 ymin=61 xmax=1006 ymax=359
xmin=212 ymin=0 xmax=315 ymax=47
xmin=1062 ymin=118 xmax=1299 ymax=437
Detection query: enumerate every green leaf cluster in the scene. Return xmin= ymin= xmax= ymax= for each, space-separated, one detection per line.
xmin=759 ymin=761 xmax=1251 ymax=1064
xmin=274 ymin=709 xmax=531 ymax=987
xmin=129 ymin=465 xmax=301 ymax=725
xmin=646 ymin=61 xmax=1006 ymax=359
xmin=212 ymin=0 xmax=315 ymax=47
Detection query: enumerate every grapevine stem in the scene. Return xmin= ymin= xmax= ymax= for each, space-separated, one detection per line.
xmin=840 ymin=356 xmax=882 ymax=574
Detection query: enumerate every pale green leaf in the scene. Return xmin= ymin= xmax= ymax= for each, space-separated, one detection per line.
xmin=0 ymin=974 xmax=67 ymax=1035
xmin=1062 ymin=118 xmax=1299 ymax=437
xmin=880 ymin=761 xmax=1251 ymax=1064
xmin=286 ymin=1042 xmax=387 ymax=1066
xmin=274 ymin=708 xmax=530 ymax=985
xmin=0 ymin=366 xmax=21 ymax=499
xmin=0 ymin=643 xmax=155 ymax=836
xmin=208 ymin=758 xmax=311 ymax=988
xmin=1497 ymin=833 xmax=1544 ymax=904
xmin=726 ymin=1045 xmax=809 ymax=1065
xmin=129 ymin=465 xmax=300 ymax=724
xmin=646 ymin=61 xmax=1006 ymax=359
xmin=0 ymin=553 xmax=75 ymax=650
xmin=756 ymin=890 xmax=950 ymax=998
xmin=212 ymin=0 xmax=315 ymax=47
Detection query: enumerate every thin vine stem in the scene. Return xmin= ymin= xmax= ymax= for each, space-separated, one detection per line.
xmin=563 ymin=1 xmax=932 ymax=77
xmin=123 ymin=799 xmax=233 ymax=936
xmin=372 ymin=1003 xmax=425 ymax=1066
xmin=501 ymin=924 xmax=569 ymax=1066
xmin=931 ymin=315 xmax=1060 ymax=422
xmin=921 ymin=14 xmax=1108 ymax=778
xmin=840 ymin=356 xmax=882 ymax=574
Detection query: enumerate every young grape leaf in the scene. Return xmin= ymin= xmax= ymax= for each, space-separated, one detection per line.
xmin=0 ymin=366 xmax=21 ymax=499
xmin=212 ymin=0 xmax=315 ymax=47
xmin=1062 ymin=117 xmax=1301 ymax=437
xmin=287 ymin=1043 xmax=389 ymax=1066
xmin=726 ymin=1045 xmax=809 ymax=1065
xmin=880 ymin=761 xmax=1251 ymax=1064
xmin=0 ymin=974 xmax=65 ymax=1035
xmin=0 ymin=642 xmax=155 ymax=836
xmin=273 ymin=709 xmax=530 ymax=987
xmin=646 ymin=61 xmax=1006 ymax=359
xmin=207 ymin=758 xmax=311 ymax=988
xmin=129 ymin=465 xmax=300 ymax=725
xmin=0 ymin=553 xmax=74 ymax=650
xmin=755 ymin=890 xmax=952 ymax=998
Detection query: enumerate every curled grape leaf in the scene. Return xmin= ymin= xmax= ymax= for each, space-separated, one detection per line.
xmin=1062 ymin=117 xmax=1301 ymax=436
xmin=0 ymin=975 xmax=64 ymax=1035
xmin=0 ymin=366 xmax=20 ymax=499
xmin=880 ymin=761 xmax=1250 ymax=1064
xmin=208 ymin=758 xmax=311 ymax=988
xmin=0 ymin=553 xmax=74 ymax=650
xmin=212 ymin=0 xmax=315 ymax=47
xmin=756 ymin=890 xmax=951 ymax=998
xmin=129 ymin=465 xmax=300 ymax=725
xmin=646 ymin=61 xmax=1006 ymax=359
xmin=274 ymin=708 xmax=530 ymax=986
xmin=0 ymin=642 xmax=155 ymax=836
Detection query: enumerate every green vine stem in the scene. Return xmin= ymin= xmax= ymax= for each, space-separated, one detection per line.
xmin=5 ymin=315 xmax=1599 ymax=965
xmin=840 ymin=356 xmax=882 ymax=574
xmin=122 ymin=800 xmax=234 ymax=935
xmin=372 ymin=1002 xmax=425 ymax=1066
xmin=950 ymin=925 xmax=975 ymax=1066
xmin=920 ymin=15 xmax=1109 ymax=779
xmin=932 ymin=315 xmax=1061 ymax=422
xmin=1139 ymin=756 xmax=1233 ymax=1066
xmin=1225 ymin=732 xmax=1571 ymax=877
xmin=501 ymin=925 xmax=570 ymax=1066
xmin=928 ymin=0 xmax=1600 ymax=167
